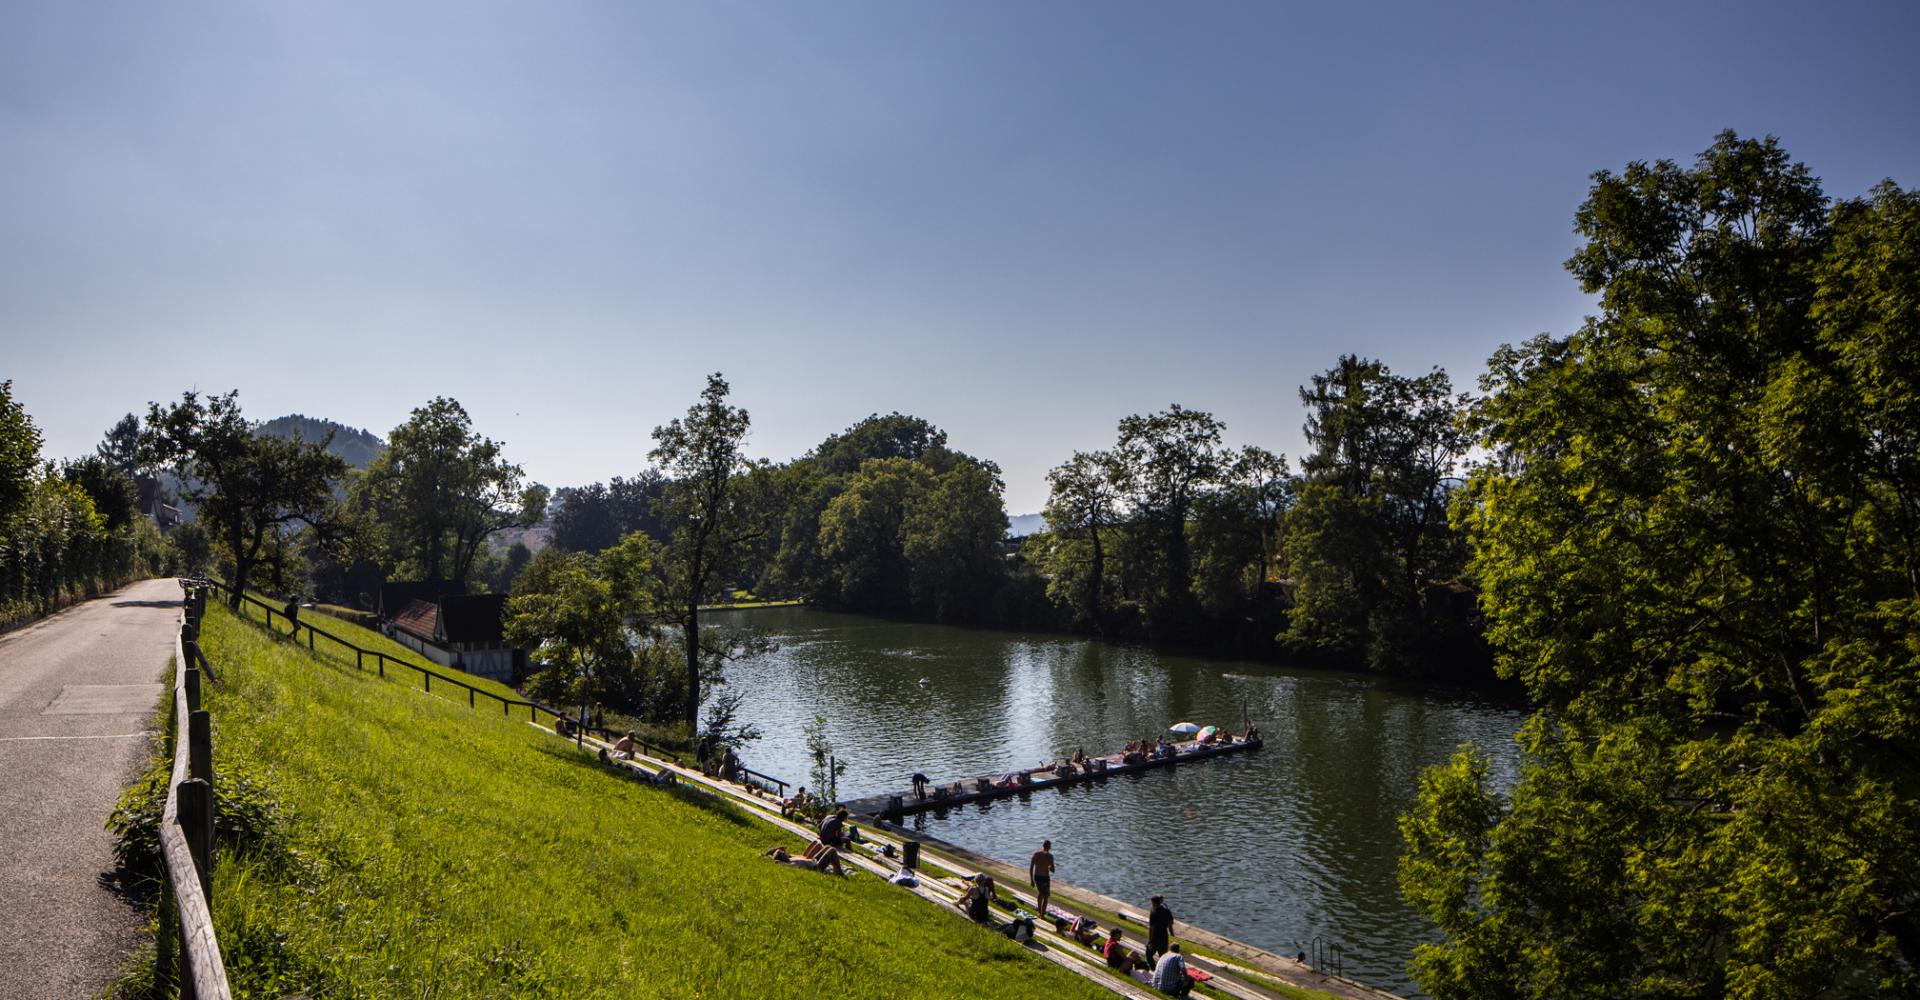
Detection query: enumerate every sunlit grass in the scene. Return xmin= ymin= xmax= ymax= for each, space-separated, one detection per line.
xmin=199 ymin=602 xmax=1115 ymax=999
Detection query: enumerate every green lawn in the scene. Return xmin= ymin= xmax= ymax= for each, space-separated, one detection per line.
xmin=228 ymin=593 xmax=530 ymax=707
xmin=196 ymin=602 xmax=1115 ymax=999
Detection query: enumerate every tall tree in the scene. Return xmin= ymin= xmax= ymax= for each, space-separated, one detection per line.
xmin=816 ymin=457 xmax=932 ymax=612
xmin=141 ymin=390 xmax=345 ymax=606
xmin=902 ymin=458 xmax=1009 ymax=622
xmin=1112 ymin=404 xmax=1228 ymax=636
xmin=1041 ymin=450 xmax=1125 ymax=630
xmin=1400 ymin=134 xmax=1919 ymax=998
xmin=650 ymin=374 xmax=755 ymax=731
xmin=61 ymin=455 xmax=137 ymax=531
xmin=1192 ymin=445 xmax=1294 ymax=620
xmin=504 ymin=534 xmax=677 ymax=716
xmin=96 ymin=413 xmax=143 ymax=478
xmin=0 ymin=381 xmax=41 ymax=522
xmin=356 ymin=397 xmax=546 ymax=584
xmin=1282 ymin=357 xmax=1472 ymax=672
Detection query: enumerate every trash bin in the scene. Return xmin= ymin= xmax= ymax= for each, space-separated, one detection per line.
xmin=902 ymin=839 xmax=921 ymax=871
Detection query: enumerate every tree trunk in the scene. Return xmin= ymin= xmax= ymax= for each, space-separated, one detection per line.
xmin=1087 ymin=525 xmax=1105 ymax=633
xmin=683 ymin=600 xmax=700 ymax=730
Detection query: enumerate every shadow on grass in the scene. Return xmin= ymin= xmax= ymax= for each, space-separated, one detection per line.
xmin=530 ymin=740 xmax=757 ymax=828
xmin=112 ymin=599 xmax=184 ymax=608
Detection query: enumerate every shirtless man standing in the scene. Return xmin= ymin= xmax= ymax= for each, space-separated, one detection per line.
xmin=1029 ymin=839 xmax=1057 ymax=920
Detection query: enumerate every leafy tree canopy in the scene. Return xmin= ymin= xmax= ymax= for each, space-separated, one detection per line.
xmin=355 ymin=397 xmax=546 ymax=585
xmin=650 ymin=373 xmax=757 ymax=730
xmin=1283 ymin=356 xmax=1473 ymax=674
xmin=142 ymin=390 xmax=346 ymax=606
xmin=1400 ymin=133 xmax=1920 ymax=999
xmin=0 ymin=380 xmax=43 ymax=521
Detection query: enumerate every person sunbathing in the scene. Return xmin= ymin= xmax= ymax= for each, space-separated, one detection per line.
xmin=613 ymin=732 xmax=637 ymax=759
xmin=765 ymin=845 xmax=845 ymax=876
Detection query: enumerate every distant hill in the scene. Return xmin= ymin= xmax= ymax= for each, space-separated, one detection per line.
xmin=255 ymin=415 xmax=385 ymax=469
xmin=1007 ymin=512 xmax=1045 ymax=537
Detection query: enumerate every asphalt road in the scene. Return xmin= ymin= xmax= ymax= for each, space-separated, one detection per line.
xmin=0 ymin=579 xmax=183 ymax=1000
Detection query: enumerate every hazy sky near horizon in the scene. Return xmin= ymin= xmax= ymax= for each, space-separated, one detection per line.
xmin=4 ymin=2 xmax=1916 ymax=512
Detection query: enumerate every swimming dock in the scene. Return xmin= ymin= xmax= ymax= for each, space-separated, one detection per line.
xmin=840 ymin=735 xmax=1263 ymax=820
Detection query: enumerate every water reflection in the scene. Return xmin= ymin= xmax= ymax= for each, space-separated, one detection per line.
xmin=715 ymin=607 xmax=1525 ymax=998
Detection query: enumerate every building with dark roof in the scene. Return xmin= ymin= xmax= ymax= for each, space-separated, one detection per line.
xmin=382 ymin=588 xmax=523 ymax=682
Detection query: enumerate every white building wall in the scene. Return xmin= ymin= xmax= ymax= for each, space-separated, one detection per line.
xmin=389 ymin=628 xmax=514 ymax=683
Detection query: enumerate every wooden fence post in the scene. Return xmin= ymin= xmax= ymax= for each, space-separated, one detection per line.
xmin=184 ymin=667 xmax=202 ymax=713
xmin=188 ymin=710 xmax=212 ymax=784
xmin=178 ymin=778 xmax=213 ymax=898
xmin=356 ymin=649 xmax=363 ymax=671
xmin=468 ymin=688 xmax=475 ymax=708
xmin=190 ymin=641 xmax=215 ymax=683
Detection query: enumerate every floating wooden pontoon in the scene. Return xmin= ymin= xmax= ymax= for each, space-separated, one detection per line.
xmin=840 ymin=736 xmax=1263 ymax=820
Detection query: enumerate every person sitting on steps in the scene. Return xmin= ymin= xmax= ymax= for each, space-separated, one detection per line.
xmin=1103 ymin=927 xmax=1145 ymax=972
xmin=956 ymin=874 xmax=996 ymax=923
xmin=1153 ymin=944 xmax=1194 ymax=996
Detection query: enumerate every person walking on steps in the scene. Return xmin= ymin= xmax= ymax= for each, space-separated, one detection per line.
xmin=1147 ymin=893 xmax=1175 ymax=963
xmin=1029 ymin=839 xmax=1056 ymax=920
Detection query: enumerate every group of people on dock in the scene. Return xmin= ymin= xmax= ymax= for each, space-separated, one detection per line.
xmin=895 ymin=724 xmax=1264 ymax=810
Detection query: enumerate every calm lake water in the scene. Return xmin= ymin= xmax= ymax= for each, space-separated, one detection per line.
xmin=715 ymin=607 xmax=1527 ymax=998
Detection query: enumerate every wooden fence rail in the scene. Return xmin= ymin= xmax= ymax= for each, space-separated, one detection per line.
xmin=164 ymin=581 xmax=231 ymax=1000
xmin=199 ymin=580 xmax=686 ymax=765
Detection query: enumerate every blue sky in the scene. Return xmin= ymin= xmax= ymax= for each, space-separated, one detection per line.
xmin=4 ymin=2 xmax=1916 ymax=512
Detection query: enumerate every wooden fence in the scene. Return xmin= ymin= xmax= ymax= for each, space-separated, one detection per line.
xmin=201 ymin=580 xmax=686 ymax=765
xmin=163 ymin=581 xmax=231 ymax=1000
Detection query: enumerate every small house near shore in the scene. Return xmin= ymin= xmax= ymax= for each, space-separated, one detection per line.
xmin=378 ymin=582 xmax=524 ymax=683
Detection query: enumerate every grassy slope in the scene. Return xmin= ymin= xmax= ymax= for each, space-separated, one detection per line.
xmin=232 ymin=596 xmax=529 ymax=707
xmin=201 ymin=603 xmax=1115 ymax=1000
